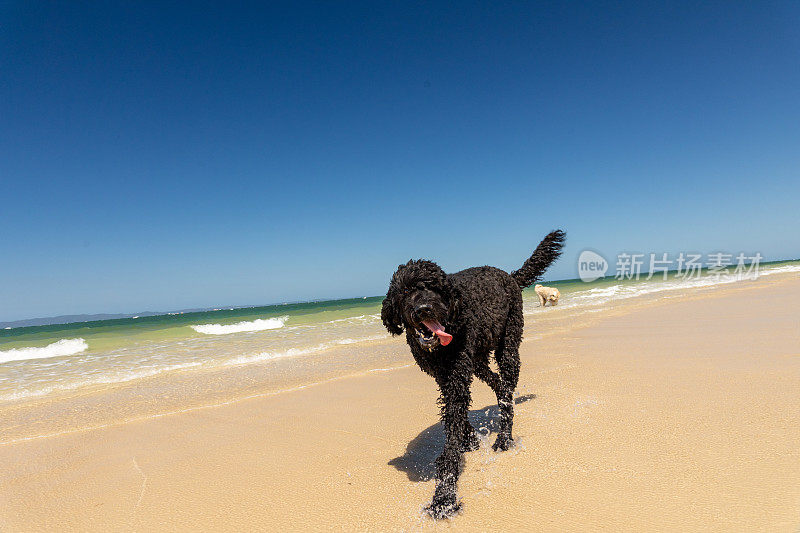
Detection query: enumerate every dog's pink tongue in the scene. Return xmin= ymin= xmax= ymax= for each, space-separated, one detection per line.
xmin=422 ymin=320 xmax=453 ymax=346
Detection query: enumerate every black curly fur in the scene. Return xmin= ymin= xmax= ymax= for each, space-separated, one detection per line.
xmin=381 ymin=229 xmax=566 ymax=519
xmin=511 ymin=229 xmax=566 ymax=288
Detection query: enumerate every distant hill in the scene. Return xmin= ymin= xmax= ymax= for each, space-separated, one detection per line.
xmin=1 ymin=306 xmax=260 ymax=329
xmin=0 ymin=312 xmax=163 ymax=329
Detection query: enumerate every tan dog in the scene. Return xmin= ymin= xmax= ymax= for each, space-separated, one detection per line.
xmin=535 ymin=284 xmax=560 ymax=306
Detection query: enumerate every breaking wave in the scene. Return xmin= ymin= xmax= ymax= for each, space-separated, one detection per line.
xmin=190 ymin=316 xmax=288 ymax=335
xmin=0 ymin=338 xmax=89 ymax=364
xmin=760 ymin=264 xmax=800 ymax=276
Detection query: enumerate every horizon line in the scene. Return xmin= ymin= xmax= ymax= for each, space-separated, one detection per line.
xmin=2 ymin=257 xmax=797 ymax=331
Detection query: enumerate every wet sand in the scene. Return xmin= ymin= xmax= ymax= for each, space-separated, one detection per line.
xmin=1 ymin=275 xmax=799 ymax=531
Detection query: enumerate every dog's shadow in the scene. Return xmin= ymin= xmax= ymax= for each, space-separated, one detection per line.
xmin=388 ymin=393 xmax=536 ymax=482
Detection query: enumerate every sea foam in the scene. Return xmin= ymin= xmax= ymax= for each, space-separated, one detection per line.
xmin=0 ymin=338 xmax=89 ymax=364
xmin=190 ymin=316 xmax=288 ymax=335
xmin=760 ymin=264 xmax=800 ymax=276
xmin=0 ymin=361 xmax=204 ymax=402
xmin=229 ymin=334 xmax=387 ymax=365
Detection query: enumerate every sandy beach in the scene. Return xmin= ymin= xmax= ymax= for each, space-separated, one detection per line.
xmin=2 ymin=274 xmax=799 ymax=531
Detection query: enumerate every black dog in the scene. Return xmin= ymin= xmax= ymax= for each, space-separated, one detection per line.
xmin=381 ymin=230 xmax=565 ymax=518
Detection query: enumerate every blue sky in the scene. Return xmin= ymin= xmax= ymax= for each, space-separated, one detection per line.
xmin=2 ymin=1 xmax=799 ymax=321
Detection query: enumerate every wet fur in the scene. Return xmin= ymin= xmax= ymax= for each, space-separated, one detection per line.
xmin=381 ymin=230 xmax=565 ymax=518
xmin=535 ymin=284 xmax=560 ymax=306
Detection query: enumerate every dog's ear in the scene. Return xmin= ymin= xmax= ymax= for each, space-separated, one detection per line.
xmin=381 ymin=291 xmax=404 ymax=336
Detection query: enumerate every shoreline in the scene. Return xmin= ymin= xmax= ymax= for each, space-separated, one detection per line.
xmin=4 ymin=259 xmax=796 ymax=332
xmin=1 ymin=270 xmax=797 ymax=446
xmin=1 ymin=273 xmax=799 ymax=530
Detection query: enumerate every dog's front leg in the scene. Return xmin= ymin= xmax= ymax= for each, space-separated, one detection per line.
xmin=537 ymin=292 xmax=546 ymax=307
xmin=427 ymin=358 xmax=473 ymax=519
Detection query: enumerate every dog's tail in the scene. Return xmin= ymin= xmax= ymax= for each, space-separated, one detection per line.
xmin=511 ymin=230 xmax=566 ymax=289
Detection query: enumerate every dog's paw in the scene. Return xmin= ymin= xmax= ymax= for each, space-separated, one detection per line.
xmin=461 ymin=430 xmax=481 ymax=452
xmin=491 ymin=434 xmax=514 ymax=452
xmin=424 ymin=494 xmax=461 ymax=520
